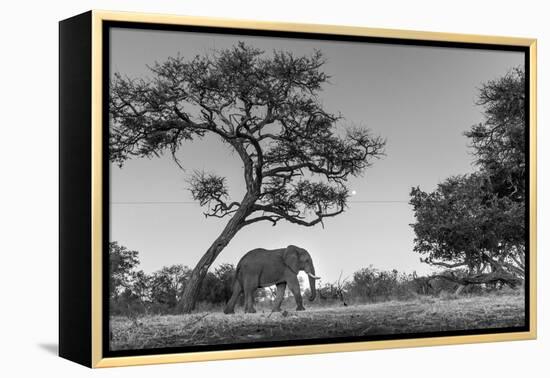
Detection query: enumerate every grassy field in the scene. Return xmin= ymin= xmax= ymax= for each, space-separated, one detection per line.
xmin=110 ymin=293 xmax=525 ymax=351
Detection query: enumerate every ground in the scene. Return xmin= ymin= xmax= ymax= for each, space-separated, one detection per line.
xmin=110 ymin=294 xmax=525 ymax=351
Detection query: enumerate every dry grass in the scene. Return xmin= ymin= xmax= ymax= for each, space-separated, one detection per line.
xmin=110 ymin=293 xmax=525 ymax=351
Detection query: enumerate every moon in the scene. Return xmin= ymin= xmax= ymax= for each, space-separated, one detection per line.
xmin=351 ymin=190 xmax=357 ymax=196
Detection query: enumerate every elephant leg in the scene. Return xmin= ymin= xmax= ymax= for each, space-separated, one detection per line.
xmin=287 ymin=276 xmax=305 ymax=311
xmin=224 ymin=280 xmax=242 ymax=314
xmin=243 ymin=279 xmax=257 ymax=313
xmin=271 ymin=283 xmax=286 ymax=312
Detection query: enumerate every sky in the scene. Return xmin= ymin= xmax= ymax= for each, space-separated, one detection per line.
xmin=109 ymin=27 xmax=523 ymax=283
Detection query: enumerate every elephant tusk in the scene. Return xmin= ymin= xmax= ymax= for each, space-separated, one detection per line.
xmin=307 ymin=272 xmax=321 ymax=280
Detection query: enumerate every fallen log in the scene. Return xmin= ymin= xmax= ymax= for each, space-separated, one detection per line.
xmin=431 ymin=269 xmax=523 ymax=290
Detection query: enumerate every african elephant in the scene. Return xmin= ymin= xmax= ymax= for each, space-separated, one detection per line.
xmin=223 ymin=245 xmax=320 ymax=314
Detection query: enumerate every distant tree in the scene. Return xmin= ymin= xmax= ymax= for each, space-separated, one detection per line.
xmin=109 ymin=242 xmax=139 ymax=300
xmin=149 ymin=265 xmax=191 ymax=310
xmin=110 ymin=42 xmax=386 ymax=312
xmin=198 ymin=264 xmax=244 ymax=305
xmin=213 ymin=263 xmax=236 ymax=291
xmin=349 ymin=267 xmax=374 ymax=298
xmin=132 ymin=270 xmax=151 ymax=303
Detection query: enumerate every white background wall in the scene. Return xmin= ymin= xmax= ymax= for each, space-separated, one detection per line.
xmin=1 ymin=0 xmax=547 ymax=376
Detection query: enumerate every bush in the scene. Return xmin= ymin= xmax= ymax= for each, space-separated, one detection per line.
xmin=345 ymin=267 xmax=419 ymax=303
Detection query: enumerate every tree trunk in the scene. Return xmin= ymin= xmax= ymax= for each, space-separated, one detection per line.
xmin=179 ymin=195 xmax=255 ymax=313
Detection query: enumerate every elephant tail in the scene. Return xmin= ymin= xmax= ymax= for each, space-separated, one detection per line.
xmin=234 ymin=262 xmax=242 ymax=284
xmin=233 ymin=261 xmax=242 ymax=282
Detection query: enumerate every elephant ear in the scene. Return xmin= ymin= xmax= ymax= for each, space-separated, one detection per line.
xmin=283 ymin=245 xmax=300 ymax=273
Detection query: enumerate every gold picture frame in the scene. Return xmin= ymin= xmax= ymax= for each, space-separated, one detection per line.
xmin=59 ymin=10 xmax=537 ymax=368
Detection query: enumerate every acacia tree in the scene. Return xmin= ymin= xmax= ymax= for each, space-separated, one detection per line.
xmin=110 ymin=43 xmax=385 ymax=312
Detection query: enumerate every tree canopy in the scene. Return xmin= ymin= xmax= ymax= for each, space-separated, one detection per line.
xmin=410 ymin=173 xmax=524 ymax=278
xmin=110 ymin=42 xmax=385 ymax=227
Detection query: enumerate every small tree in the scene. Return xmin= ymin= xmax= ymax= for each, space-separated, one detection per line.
xmin=110 ymin=43 xmax=386 ymax=312
xmin=149 ymin=265 xmax=191 ymax=311
xmin=109 ymin=242 xmax=139 ymax=300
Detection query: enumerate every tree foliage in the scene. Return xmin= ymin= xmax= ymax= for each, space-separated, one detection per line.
xmin=110 ymin=42 xmax=385 ymax=227
xmin=149 ymin=265 xmax=190 ymax=309
xmin=109 ymin=241 xmax=140 ymax=299
xmin=410 ymin=173 xmax=524 ymax=277
xmin=198 ymin=263 xmax=236 ymax=305
xmin=465 ymin=67 xmax=526 ymax=201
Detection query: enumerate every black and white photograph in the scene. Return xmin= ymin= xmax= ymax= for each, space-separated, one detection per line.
xmin=106 ymin=24 xmax=528 ymax=354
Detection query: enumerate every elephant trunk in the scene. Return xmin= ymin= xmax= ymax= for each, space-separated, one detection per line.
xmin=306 ymin=264 xmax=317 ymax=301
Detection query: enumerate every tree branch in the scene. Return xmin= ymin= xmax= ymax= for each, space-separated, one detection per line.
xmin=251 ymin=204 xmax=345 ymax=227
xmin=242 ymin=215 xmax=283 ymax=227
xmin=420 ymin=258 xmax=469 ymax=269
